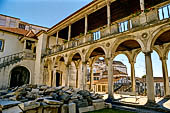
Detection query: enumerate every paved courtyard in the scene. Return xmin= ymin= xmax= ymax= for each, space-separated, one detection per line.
xmin=102 ymin=93 xmax=170 ymax=110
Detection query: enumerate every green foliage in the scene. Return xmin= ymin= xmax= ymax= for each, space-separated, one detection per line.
xmin=142 ymin=75 xmax=146 ymax=78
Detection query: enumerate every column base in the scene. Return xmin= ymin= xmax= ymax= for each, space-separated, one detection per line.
xmin=105 ymin=95 xmax=114 ymax=103
xmin=164 ymin=95 xmax=170 ymax=99
xmin=145 ymin=100 xmax=159 ymax=107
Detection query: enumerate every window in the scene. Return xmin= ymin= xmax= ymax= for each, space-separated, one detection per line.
xmin=93 ymin=31 xmax=101 ymax=41
xmin=26 ymin=40 xmax=33 ymax=50
xmin=0 ymin=39 xmax=4 ymax=52
xmin=19 ymin=23 xmax=26 ymax=29
xmin=102 ymin=85 xmax=106 ymax=92
xmin=98 ymin=85 xmax=101 ymax=92
xmin=158 ymin=4 xmax=170 ymax=20
xmin=118 ymin=20 xmax=132 ymax=33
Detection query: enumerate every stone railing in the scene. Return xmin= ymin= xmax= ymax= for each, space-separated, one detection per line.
xmin=0 ymin=51 xmax=36 ymax=69
xmin=47 ymin=9 xmax=159 ymax=55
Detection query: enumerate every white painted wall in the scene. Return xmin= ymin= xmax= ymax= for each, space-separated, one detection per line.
xmin=0 ymin=59 xmax=35 ymax=89
xmin=0 ymin=31 xmax=24 ymax=58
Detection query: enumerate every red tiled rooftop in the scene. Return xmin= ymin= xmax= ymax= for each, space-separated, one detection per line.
xmin=0 ymin=26 xmax=36 ymax=39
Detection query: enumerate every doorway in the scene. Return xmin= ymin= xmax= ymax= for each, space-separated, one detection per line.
xmin=10 ymin=66 xmax=30 ymax=87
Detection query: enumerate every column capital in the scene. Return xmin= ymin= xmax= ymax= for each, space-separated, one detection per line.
xmin=160 ymin=56 xmax=168 ymax=61
xmin=82 ymin=61 xmax=88 ymax=65
xmin=143 ymin=51 xmax=153 ymax=56
xmin=106 ymin=0 xmax=111 ymax=5
xmin=129 ymin=60 xmax=136 ymax=65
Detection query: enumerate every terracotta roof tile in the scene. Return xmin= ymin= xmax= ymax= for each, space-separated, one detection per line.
xmin=0 ymin=26 xmax=36 ymax=39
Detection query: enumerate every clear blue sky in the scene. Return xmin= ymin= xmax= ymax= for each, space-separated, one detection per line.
xmin=0 ymin=0 xmax=92 ymax=28
xmin=1 ymin=0 xmax=169 ymax=78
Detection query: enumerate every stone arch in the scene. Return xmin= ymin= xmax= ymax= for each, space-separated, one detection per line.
xmin=67 ymin=50 xmax=83 ymax=65
xmin=55 ymin=55 xmax=65 ymax=64
xmin=148 ymin=24 xmax=170 ymax=50
xmin=165 ymin=44 xmax=170 ymax=60
xmin=152 ymin=46 xmax=163 ymax=60
xmin=113 ymin=51 xmax=131 ymax=63
xmin=85 ymin=44 xmax=108 ymax=62
xmin=9 ymin=65 xmax=30 ymax=88
xmin=110 ymin=35 xmax=144 ymax=57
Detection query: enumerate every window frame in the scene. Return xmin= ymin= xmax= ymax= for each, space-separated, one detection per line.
xmin=118 ymin=20 xmax=132 ymax=33
xmin=0 ymin=39 xmax=5 ymax=52
xmin=93 ymin=31 xmax=101 ymax=41
xmin=158 ymin=4 xmax=170 ymax=20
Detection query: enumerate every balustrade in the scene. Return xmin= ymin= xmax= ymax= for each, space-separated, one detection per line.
xmin=48 ymin=8 xmax=159 ymax=55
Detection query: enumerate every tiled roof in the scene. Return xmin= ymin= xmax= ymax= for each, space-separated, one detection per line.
xmin=0 ymin=26 xmax=36 ymax=39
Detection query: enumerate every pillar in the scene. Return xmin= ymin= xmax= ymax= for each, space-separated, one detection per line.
xmin=76 ymin=67 xmax=79 ymax=88
xmin=130 ymin=61 xmax=136 ymax=92
xmin=56 ymin=31 xmax=59 ymax=45
xmin=144 ymin=51 xmax=155 ymax=103
xmin=160 ymin=57 xmax=170 ymax=96
xmin=140 ymin=0 xmax=145 ymax=12
xmin=85 ymin=14 xmax=88 ymax=35
xmin=106 ymin=0 xmax=111 ymax=28
xmin=139 ymin=0 xmax=146 ymax=24
xmin=82 ymin=61 xmax=87 ymax=90
xmin=68 ymin=25 xmax=71 ymax=41
xmin=107 ymin=57 xmax=114 ymax=99
xmin=65 ymin=64 xmax=70 ymax=87
xmin=89 ymin=65 xmax=94 ymax=90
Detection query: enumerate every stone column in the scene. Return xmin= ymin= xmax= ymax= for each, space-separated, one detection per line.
xmin=82 ymin=61 xmax=87 ymax=90
xmin=76 ymin=67 xmax=79 ymax=88
xmin=85 ymin=14 xmax=88 ymax=35
xmin=140 ymin=0 xmax=145 ymax=12
xmin=130 ymin=61 xmax=136 ymax=93
xmin=144 ymin=51 xmax=155 ymax=103
xmin=68 ymin=25 xmax=71 ymax=41
xmin=89 ymin=65 xmax=94 ymax=90
xmin=139 ymin=0 xmax=146 ymax=24
xmin=160 ymin=57 xmax=170 ymax=96
xmin=107 ymin=58 xmax=114 ymax=99
xmin=56 ymin=31 xmax=59 ymax=45
xmin=65 ymin=64 xmax=70 ymax=87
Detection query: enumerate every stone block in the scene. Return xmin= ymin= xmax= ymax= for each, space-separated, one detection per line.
xmin=79 ymin=106 xmax=94 ymax=113
xmin=2 ymin=106 xmax=22 ymax=113
xmin=92 ymin=99 xmax=104 ymax=103
xmin=44 ymin=99 xmax=63 ymax=105
xmin=0 ymin=100 xmax=21 ymax=109
xmin=25 ymin=109 xmax=37 ymax=113
xmin=68 ymin=103 xmax=76 ymax=113
xmin=41 ymin=102 xmax=60 ymax=108
xmin=61 ymin=104 xmax=68 ymax=113
xmin=37 ymin=107 xmax=43 ymax=113
xmin=43 ymin=107 xmax=58 ymax=113
xmin=19 ymin=101 xmax=40 ymax=111
xmin=105 ymin=103 xmax=112 ymax=108
xmin=92 ymin=102 xmax=105 ymax=110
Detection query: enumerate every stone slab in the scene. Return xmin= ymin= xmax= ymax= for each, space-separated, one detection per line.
xmin=92 ymin=102 xmax=105 ymax=110
xmin=105 ymin=103 xmax=112 ymax=108
xmin=19 ymin=101 xmax=40 ymax=111
xmin=0 ymin=100 xmax=21 ymax=109
xmin=43 ymin=107 xmax=58 ymax=113
xmin=68 ymin=103 xmax=76 ymax=113
xmin=79 ymin=106 xmax=94 ymax=113
xmin=41 ymin=102 xmax=60 ymax=108
xmin=2 ymin=106 xmax=22 ymax=113
xmin=92 ymin=99 xmax=104 ymax=103
xmin=61 ymin=104 xmax=68 ymax=113
xmin=44 ymin=99 xmax=63 ymax=105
